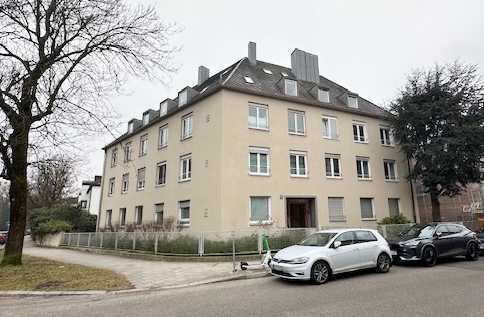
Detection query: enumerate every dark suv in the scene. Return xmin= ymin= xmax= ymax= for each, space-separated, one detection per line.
xmin=388 ymin=223 xmax=480 ymax=266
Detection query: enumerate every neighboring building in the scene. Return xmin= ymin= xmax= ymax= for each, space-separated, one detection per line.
xmin=78 ymin=176 xmax=102 ymax=216
xmin=98 ymin=42 xmax=414 ymax=232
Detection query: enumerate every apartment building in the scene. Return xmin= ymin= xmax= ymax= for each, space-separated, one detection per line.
xmin=98 ymin=42 xmax=415 ymax=232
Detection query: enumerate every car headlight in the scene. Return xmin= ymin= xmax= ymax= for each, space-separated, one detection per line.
xmin=287 ymin=257 xmax=309 ymax=264
xmin=403 ymin=240 xmax=420 ymax=247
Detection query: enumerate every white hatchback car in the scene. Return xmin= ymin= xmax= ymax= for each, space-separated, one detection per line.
xmin=270 ymin=228 xmax=392 ymax=284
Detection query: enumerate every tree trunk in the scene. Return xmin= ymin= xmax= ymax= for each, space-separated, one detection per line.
xmin=430 ymin=192 xmax=441 ymax=222
xmin=1 ymin=127 xmax=29 ymax=266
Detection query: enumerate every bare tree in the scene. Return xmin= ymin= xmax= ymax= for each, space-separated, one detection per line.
xmin=0 ymin=0 xmax=177 ymax=265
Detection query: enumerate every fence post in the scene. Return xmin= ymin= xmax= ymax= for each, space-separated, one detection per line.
xmin=198 ymin=232 xmax=204 ymax=256
xmin=87 ymin=232 xmax=91 ymax=248
xmin=68 ymin=233 xmax=71 ymax=246
xmin=132 ymin=232 xmax=136 ymax=250
xmin=114 ymin=232 xmax=118 ymax=250
xmin=77 ymin=233 xmax=80 ymax=247
xmin=100 ymin=232 xmax=104 ymax=249
xmin=154 ymin=232 xmax=159 ymax=254
xmin=257 ymin=231 xmax=263 ymax=255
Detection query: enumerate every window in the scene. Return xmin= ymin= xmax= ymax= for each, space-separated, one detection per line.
xmin=360 ymin=198 xmax=375 ymax=220
xmin=137 ymin=167 xmax=146 ymax=190
xmin=289 ymin=151 xmax=307 ymax=177
xmin=322 ymin=116 xmax=338 ymax=139
xmin=154 ymin=203 xmax=164 ymax=225
xmin=111 ymin=148 xmax=118 ymax=167
xmin=284 ymin=79 xmax=297 ymax=96
xmin=263 ymin=68 xmax=272 ymax=74
xmin=156 ymin=161 xmax=167 ymax=185
xmin=178 ymin=89 xmax=187 ymax=106
xmin=288 ymin=110 xmax=305 ymax=135
xmin=436 ymin=225 xmax=450 ymax=237
xmin=248 ymin=147 xmax=270 ymax=176
xmin=178 ymin=200 xmax=190 ymax=226
xmin=139 ymin=134 xmax=148 ymax=156
xmin=318 ymin=89 xmax=330 ymax=103
xmin=356 ymin=157 xmax=371 ymax=179
xmin=142 ymin=112 xmax=149 ymax=125
xmin=108 ymin=178 xmax=115 ymax=196
xmin=325 ymin=154 xmax=341 ymax=178
xmin=119 ymin=208 xmax=127 ymax=226
xmin=80 ymin=200 xmax=87 ymax=209
xmin=124 ymin=142 xmax=132 ymax=162
xmin=334 ymin=231 xmax=355 ymax=247
xmin=250 ymin=196 xmax=271 ymax=223
xmin=128 ymin=122 xmax=134 ymax=133
xmin=447 ymin=224 xmax=463 ymax=234
xmin=353 ymin=122 xmax=367 ymax=143
xmin=388 ymin=198 xmax=400 ymax=217
xmin=135 ymin=206 xmax=143 ymax=225
xmin=355 ymin=231 xmax=377 ymax=243
xmin=248 ymin=103 xmax=269 ymax=130
xmin=244 ymin=76 xmax=254 ymax=84
xmin=383 ymin=160 xmax=398 ymax=181
xmin=160 ymin=101 xmax=168 ymax=116
xmin=348 ymin=95 xmax=358 ymax=108
xmin=181 ymin=114 xmax=193 ymax=140
xmin=380 ymin=127 xmax=393 ymax=146
xmin=328 ymin=197 xmax=346 ymax=222
xmin=159 ymin=125 xmax=168 ymax=148
xmin=105 ymin=210 xmax=112 ymax=227
xmin=121 ymin=173 xmax=129 ymax=193
xmin=180 ymin=155 xmax=192 ymax=181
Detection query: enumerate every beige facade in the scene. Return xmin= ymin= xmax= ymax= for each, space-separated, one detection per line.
xmin=99 ymin=88 xmax=414 ymax=232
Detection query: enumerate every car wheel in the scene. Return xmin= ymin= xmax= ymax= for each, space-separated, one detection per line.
xmin=421 ymin=246 xmax=437 ymax=267
xmin=375 ymin=253 xmax=391 ymax=273
xmin=310 ymin=261 xmax=330 ymax=284
xmin=465 ymin=243 xmax=479 ymax=261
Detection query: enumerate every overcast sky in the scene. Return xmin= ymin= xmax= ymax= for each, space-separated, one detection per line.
xmin=79 ymin=0 xmax=484 ymax=183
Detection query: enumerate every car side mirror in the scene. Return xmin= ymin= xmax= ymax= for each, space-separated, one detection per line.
xmin=435 ymin=232 xmax=442 ymax=239
xmin=333 ymin=241 xmax=341 ymax=249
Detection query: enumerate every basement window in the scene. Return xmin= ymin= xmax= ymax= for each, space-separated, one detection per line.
xmin=244 ymin=76 xmax=254 ymax=84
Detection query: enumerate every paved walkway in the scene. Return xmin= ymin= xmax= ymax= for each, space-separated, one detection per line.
xmin=23 ymin=247 xmax=236 ymax=289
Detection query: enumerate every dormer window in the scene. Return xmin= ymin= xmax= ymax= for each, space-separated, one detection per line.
xmin=160 ymin=102 xmax=168 ymax=116
xmin=178 ymin=89 xmax=188 ymax=107
xmin=142 ymin=113 xmax=150 ymax=126
xmin=128 ymin=122 xmax=134 ymax=133
xmin=348 ymin=95 xmax=358 ymax=108
xmin=284 ymin=79 xmax=297 ymax=96
xmin=318 ymin=89 xmax=330 ymax=103
xmin=244 ymin=76 xmax=254 ymax=84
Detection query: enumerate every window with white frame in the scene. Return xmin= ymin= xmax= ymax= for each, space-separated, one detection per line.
xmin=111 ymin=148 xmax=118 ymax=167
xmin=289 ymin=151 xmax=308 ymax=177
xmin=179 ymin=155 xmax=192 ymax=181
xmin=353 ymin=122 xmax=367 ymax=143
xmin=139 ymin=134 xmax=148 ymax=156
xmin=178 ymin=200 xmax=190 ymax=226
xmin=348 ymin=95 xmax=359 ymax=108
xmin=124 ymin=142 xmax=132 ymax=162
xmin=325 ymin=154 xmax=342 ymax=178
xmin=108 ymin=177 xmax=115 ymax=196
xmin=383 ymin=159 xmax=398 ymax=181
xmin=119 ymin=208 xmax=127 ymax=226
xmin=121 ymin=173 xmax=129 ymax=193
xmin=178 ymin=89 xmax=188 ymax=107
xmin=322 ymin=116 xmax=338 ymax=139
xmin=388 ymin=198 xmax=400 ymax=217
xmin=160 ymin=101 xmax=168 ymax=116
xmin=360 ymin=198 xmax=375 ymax=219
xmin=288 ymin=110 xmax=305 ymax=135
xmin=105 ymin=210 xmax=112 ymax=227
xmin=248 ymin=103 xmax=268 ymax=130
xmin=156 ymin=161 xmax=167 ymax=185
xmin=318 ymin=89 xmax=330 ymax=103
xmin=154 ymin=203 xmax=164 ymax=225
xmin=181 ymin=114 xmax=193 ymax=140
xmin=284 ymin=79 xmax=297 ymax=96
xmin=142 ymin=112 xmax=150 ymax=125
xmin=135 ymin=205 xmax=143 ymax=225
xmin=137 ymin=167 xmax=146 ymax=190
xmin=328 ymin=197 xmax=346 ymax=222
xmin=250 ymin=196 xmax=271 ymax=223
xmin=248 ymin=147 xmax=270 ymax=176
xmin=158 ymin=125 xmax=168 ymax=148
xmin=356 ymin=157 xmax=371 ymax=179
xmin=380 ymin=127 xmax=393 ymax=146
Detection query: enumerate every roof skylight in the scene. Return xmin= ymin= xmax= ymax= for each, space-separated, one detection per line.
xmin=281 ymin=72 xmax=288 ymax=77
xmin=263 ymin=68 xmax=272 ymax=74
xmin=244 ymin=76 xmax=254 ymax=84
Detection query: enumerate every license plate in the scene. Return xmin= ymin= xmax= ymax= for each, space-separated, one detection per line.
xmin=390 ymin=250 xmax=397 ymax=256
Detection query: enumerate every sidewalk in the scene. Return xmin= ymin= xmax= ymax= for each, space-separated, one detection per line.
xmin=23 ymin=247 xmax=264 ymax=290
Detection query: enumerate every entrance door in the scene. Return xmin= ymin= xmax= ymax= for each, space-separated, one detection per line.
xmin=286 ymin=198 xmax=316 ymax=228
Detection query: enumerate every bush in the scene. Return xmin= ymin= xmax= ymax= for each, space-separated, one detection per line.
xmin=378 ymin=214 xmax=411 ymax=225
xmin=36 ymin=219 xmax=72 ymax=236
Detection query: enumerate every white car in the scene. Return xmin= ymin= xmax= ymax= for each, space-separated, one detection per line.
xmin=270 ymin=228 xmax=392 ymax=284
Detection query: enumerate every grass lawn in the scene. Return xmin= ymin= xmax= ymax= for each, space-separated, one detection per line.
xmin=0 ymin=251 xmax=133 ymax=291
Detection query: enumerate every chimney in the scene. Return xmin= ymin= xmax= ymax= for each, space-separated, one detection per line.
xmin=198 ymin=66 xmax=210 ymax=85
xmin=291 ymin=49 xmax=319 ymax=83
xmin=94 ymin=176 xmax=102 ymax=185
xmin=248 ymin=42 xmax=257 ymax=65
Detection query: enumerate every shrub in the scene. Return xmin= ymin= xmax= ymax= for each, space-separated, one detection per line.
xmin=378 ymin=214 xmax=411 ymax=225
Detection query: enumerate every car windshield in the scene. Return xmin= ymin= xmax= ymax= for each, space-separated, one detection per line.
xmin=401 ymin=225 xmax=435 ymax=239
xmin=478 ymin=231 xmax=484 ymax=238
xmin=299 ymin=232 xmax=337 ymax=247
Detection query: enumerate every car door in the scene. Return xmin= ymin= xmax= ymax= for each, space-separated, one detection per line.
xmin=434 ymin=225 xmax=453 ymax=257
xmin=327 ymin=231 xmax=361 ymax=273
xmin=354 ymin=230 xmax=380 ymax=267
xmin=446 ymin=224 xmax=466 ymax=255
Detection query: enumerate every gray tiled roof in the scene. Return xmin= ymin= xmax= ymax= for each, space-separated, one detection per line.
xmin=103 ymin=58 xmax=389 ymax=149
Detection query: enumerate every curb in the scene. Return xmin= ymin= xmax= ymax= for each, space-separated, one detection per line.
xmin=0 ymin=271 xmax=270 ymax=297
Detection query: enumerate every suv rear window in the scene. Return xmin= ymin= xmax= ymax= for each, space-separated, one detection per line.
xmin=354 ymin=230 xmax=377 ymax=243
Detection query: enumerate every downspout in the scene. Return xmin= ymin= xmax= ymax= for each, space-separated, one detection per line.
xmin=407 ymin=158 xmax=418 ymax=223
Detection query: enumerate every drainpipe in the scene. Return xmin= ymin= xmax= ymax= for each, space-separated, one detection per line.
xmin=407 ymin=158 xmax=418 ymax=223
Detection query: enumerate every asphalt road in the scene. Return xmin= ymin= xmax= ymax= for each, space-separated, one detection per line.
xmin=3 ymin=257 xmax=484 ymax=317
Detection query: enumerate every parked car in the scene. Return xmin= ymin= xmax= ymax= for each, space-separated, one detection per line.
xmin=269 ymin=228 xmax=392 ymax=284
xmin=478 ymin=230 xmax=484 ymax=253
xmin=388 ymin=223 xmax=480 ymax=266
xmin=0 ymin=232 xmax=6 ymax=246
